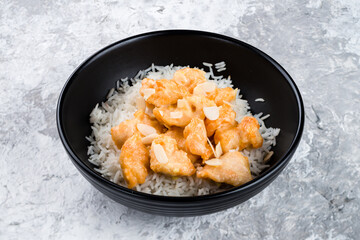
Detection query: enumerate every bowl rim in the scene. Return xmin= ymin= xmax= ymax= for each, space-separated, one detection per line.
xmin=56 ymin=29 xmax=304 ymax=201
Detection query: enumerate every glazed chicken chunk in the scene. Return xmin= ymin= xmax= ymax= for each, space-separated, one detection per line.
xmin=184 ymin=118 xmax=213 ymax=161
xmin=164 ymin=127 xmax=199 ymax=162
xmin=150 ymin=135 xmax=196 ymax=177
xmin=214 ymin=116 xmax=263 ymax=152
xmin=111 ymin=110 xmax=164 ymax=149
xmin=140 ymin=78 xmax=188 ymax=107
xmin=197 ymin=151 xmax=252 ymax=186
xmin=237 ymin=116 xmax=263 ymax=149
xmin=153 ymin=95 xmax=216 ymax=127
xmin=173 ymin=67 xmax=207 ymax=93
xmin=205 ymin=104 xmax=237 ymax=137
xmin=153 ymin=98 xmax=194 ymax=127
xmin=119 ymin=133 xmax=150 ymax=189
xmin=207 ymin=87 xmax=237 ymax=106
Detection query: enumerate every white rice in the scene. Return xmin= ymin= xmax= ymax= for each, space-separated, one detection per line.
xmin=214 ymin=61 xmax=226 ymax=72
xmin=255 ymin=98 xmax=265 ymax=102
xmin=216 ymin=67 xmax=226 ymax=72
xmin=87 ymin=63 xmax=280 ymax=196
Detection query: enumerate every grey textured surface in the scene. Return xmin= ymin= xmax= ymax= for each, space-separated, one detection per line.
xmin=1 ymin=0 xmax=359 ymax=239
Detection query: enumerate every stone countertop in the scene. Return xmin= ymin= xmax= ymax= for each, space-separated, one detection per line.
xmin=1 ymin=0 xmax=359 ymax=239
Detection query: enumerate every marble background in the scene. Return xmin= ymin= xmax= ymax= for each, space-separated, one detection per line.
xmin=1 ymin=0 xmax=359 ymax=239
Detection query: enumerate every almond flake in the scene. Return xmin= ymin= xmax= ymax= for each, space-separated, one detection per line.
xmin=145 ymin=106 xmax=155 ymax=118
xmin=193 ymin=82 xmax=216 ymax=96
xmin=159 ymin=110 xmax=164 ymax=116
xmin=205 ymin=158 xmax=222 ymax=166
xmin=137 ymin=123 xmax=157 ymax=136
xmin=203 ymin=106 xmax=219 ymax=120
xmin=170 ymin=111 xmax=183 ymax=119
xmin=153 ymin=144 xmax=169 ymax=164
xmin=193 ymin=86 xmax=206 ymax=96
xmin=207 ymin=138 xmax=216 ymax=157
xmin=215 ymin=142 xmax=223 ymax=158
xmin=223 ymin=101 xmax=234 ymax=107
xmin=142 ymin=88 xmax=155 ymax=100
xmin=141 ymin=133 xmax=159 ymax=145
xmin=200 ymin=82 xmax=216 ymax=92
xmin=264 ymin=151 xmax=274 ymax=163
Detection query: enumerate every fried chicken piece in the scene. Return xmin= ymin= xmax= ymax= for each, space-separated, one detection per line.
xmin=111 ymin=110 xmax=164 ymax=149
xmin=196 ymin=151 xmax=252 ymax=186
xmin=173 ymin=67 xmax=207 ymax=93
xmin=186 ymin=95 xmax=217 ymax=118
xmin=150 ymin=135 xmax=196 ymax=177
xmin=183 ymin=118 xmax=213 ymax=161
xmin=140 ymin=78 xmax=156 ymax=91
xmin=207 ymin=87 xmax=236 ymax=106
xmin=213 ymin=126 xmax=240 ymax=153
xmin=205 ymin=104 xmax=237 ymax=137
xmin=214 ymin=116 xmax=263 ymax=152
xmin=140 ymin=78 xmax=189 ymax=107
xmin=164 ymin=127 xmax=199 ymax=163
xmin=153 ymin=99 xmax=193 ymax=127
xmin=237 ymin=116 xmax=263 ymax=149
xmin=119 ymin=134 xmax=150 ymax=189
xmin=153 ymin=95 xmax=216 ymax=127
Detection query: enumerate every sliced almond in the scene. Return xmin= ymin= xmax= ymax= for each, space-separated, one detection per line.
xmin=228 ymin=149 xmax=236 ymax=152
xmin=207 ymin=138 xmax=216 ymax=157
xmin=141 ymin=133 xmax=159 ymax=145
xmin=193 ymin=85 xmax=206 ymax=96
xmin=205 ymin=158 xmax=222 ymax=166
xmin=170 ymin=111 xmax=183 ymax=119
xmin=223 ymin=101 xmax=234 ymax=107
xmin=193 ymin=82 xmax=216 ymax=96
xmin=136 ymin=96 xmax=146 ymax=110
xmin=142 ymin=88 xmax=155 ymax=100
xmin=264 ymin=151 xmax=274 ymax=163
xmin=137 ymin=123 xmax=157 ymax=136
xmin=159 ymin=110 xmax=164 ymax=116
xmin=153 ymin=144 xmax=169 ymax=164
xmin=200 ymin=82 xmax=216 ymax=92
xmin=215 ymin=142 xmax=223 ymax=158
xmin=145 ymin=106 xmax=155 ymax=118
xmin=203 ymin=106 xmax=219 ymax=120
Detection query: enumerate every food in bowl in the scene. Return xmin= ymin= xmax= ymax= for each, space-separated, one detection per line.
xmin=86 ymin=62 xmax=280 ymax=196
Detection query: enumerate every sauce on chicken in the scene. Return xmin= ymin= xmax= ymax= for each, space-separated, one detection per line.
xmin=111 ymin=67 xmax=263 ymax=188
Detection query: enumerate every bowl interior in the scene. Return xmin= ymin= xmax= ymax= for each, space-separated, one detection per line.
xmin=58 ymin=31 xmax=301 ymax=189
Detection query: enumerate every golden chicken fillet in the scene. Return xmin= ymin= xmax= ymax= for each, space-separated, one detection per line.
xmin=214 ymin=116 xmax=263 ymax=152
xmin=164 ymin=127 xmax=199 ymax=163
xmin=184 ymin=118 xmax=214 ymax=161
xmin=153 ymin=98 xmax=194 ymax=127
xmin=153 ymin=95 xmax=216 ymax=127
xmin=140 ymin=78 xmax=189 ymax=107
xmin=173 ymin=67 xmax=207 ymax=93
xmin=238 ymin=116 xmax=263 ymax=149
xmin=111 ymin=110 xmax=164 ymax=149
xmin=119 ymin=133 xmax=150 ymax=189
xmin=207 ymin=87 xmax=236 ymax=106
xmin=197 ymin=151 xmax=252 ymax=186
xmin=150 ymin=135 xmax=196 ymax=177
xmin=205 ymin=104 xmax=237 ymax=137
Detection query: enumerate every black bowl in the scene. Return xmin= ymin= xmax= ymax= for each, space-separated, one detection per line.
xmin=57 ymin=30 xmax=304 ymax=216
